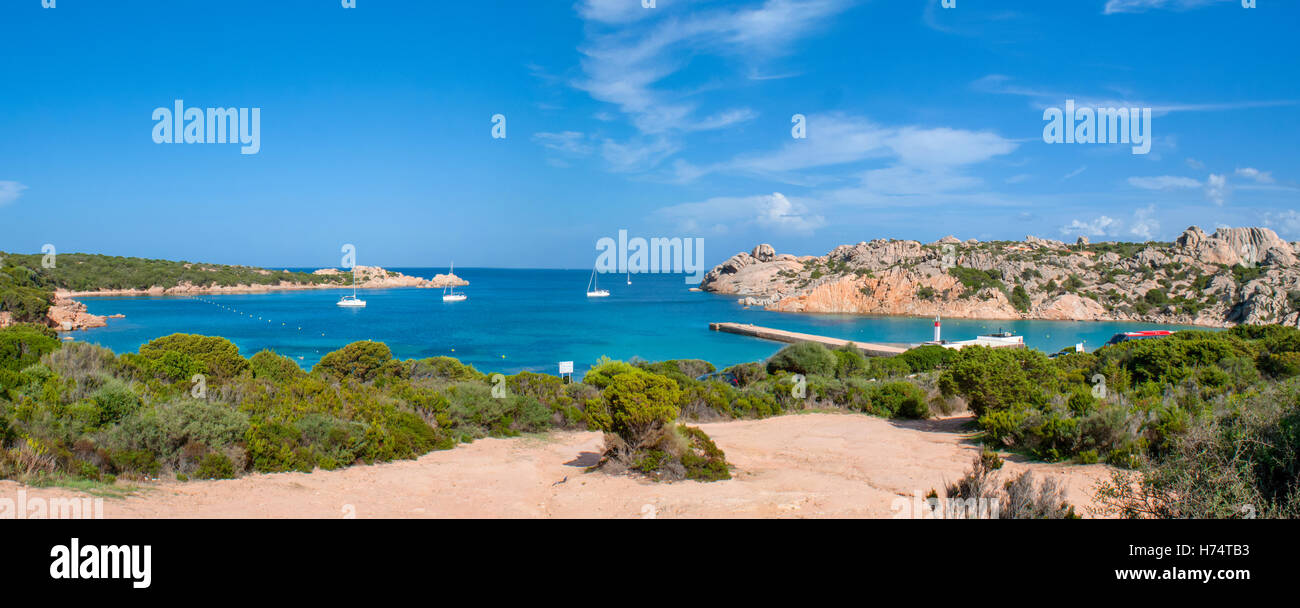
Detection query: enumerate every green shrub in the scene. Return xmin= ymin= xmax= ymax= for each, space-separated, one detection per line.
xmin=1010 ymin=285 xmax=1031 ymax=312
xmin=766 ymin=341 xmax=836 ymax=377
xmin=249 ymin=350 xmax=305 ymax=383
xmin=723 ymin=362 xmax=766 ymax=387
xmin=314 ymin=341 xmax=405 ymax=383
xmin=138 ymin=334 xmax=249 ymax=380
xmin=897 ymin=345 xmax=956 ymax=373
xmin=90 ymin=380 xmax=141 ymax=426
xmin=598 ymin=369 xmax=682 ymax=442
xmin=0 ymin=323 xmax=60 ymax=374
xmin=582 ymin=358 xmax=640 ymax=390
xmin=408 ymin=356 xmax=487 ymax=382
xmin=832 ymin=346 xmax=868 ymax=379
xmin=939 ymin=347 xmax=1056 ymax=417
xmin=194 ymin=452 xmax=236 ymax=479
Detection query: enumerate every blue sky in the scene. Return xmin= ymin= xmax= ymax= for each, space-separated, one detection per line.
xmin=1 ymin=0 xmax=1296 ymax=269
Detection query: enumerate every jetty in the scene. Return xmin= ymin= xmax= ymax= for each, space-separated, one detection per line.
xmin=708 ymin=322 xmax=907 ymax=357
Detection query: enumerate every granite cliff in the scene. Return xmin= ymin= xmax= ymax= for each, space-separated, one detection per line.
xmin=700 ymin=227 xmax=1300 ymax=327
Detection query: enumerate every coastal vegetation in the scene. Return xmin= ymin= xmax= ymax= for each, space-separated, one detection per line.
xmin=2 ymin=251 xmax=346 ymax=294
xmin=0 ymin=327 xmax=941 ymax=487
xmin=1 ymin=320 xmax=1296 ymax=517
xmin=937 ymin=326 xmax=1300 ymax=517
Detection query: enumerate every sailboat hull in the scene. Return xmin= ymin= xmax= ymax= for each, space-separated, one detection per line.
xmin=442 ymin=294 xmax=467 ymax=302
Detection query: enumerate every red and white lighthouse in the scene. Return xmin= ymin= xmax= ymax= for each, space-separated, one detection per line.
xmin=933 ymin=314 xmax=941 ymax=343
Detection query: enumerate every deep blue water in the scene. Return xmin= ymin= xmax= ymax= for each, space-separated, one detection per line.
xmin=74 ymin=268 xmax=1206 ymax=375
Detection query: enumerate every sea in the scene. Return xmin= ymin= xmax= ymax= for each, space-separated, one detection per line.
xmin=73 ymin=268 xmax=1208 ymax=376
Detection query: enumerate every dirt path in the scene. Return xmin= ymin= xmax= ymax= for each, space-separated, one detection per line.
xmin=3 ymin=413 xmax=1113 ymax=518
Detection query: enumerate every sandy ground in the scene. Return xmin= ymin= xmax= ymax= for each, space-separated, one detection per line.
xmin=2 ymin=412 xmax=1114 ymax=518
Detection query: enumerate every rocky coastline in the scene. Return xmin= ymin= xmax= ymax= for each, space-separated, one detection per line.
xmin=701 ymin=226 xmax=1300 ymax=328
xmin=38 ymin=266 xmax=467 ymax=332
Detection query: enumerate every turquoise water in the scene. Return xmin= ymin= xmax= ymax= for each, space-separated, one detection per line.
xmin=75 ymin=268 xmax=1206 ymax=375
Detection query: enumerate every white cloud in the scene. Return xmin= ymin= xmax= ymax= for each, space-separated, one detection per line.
xmin=1262 ymin=210 xmax=1300 ymax=239
xmin=1235 ymin=167 xmax=1275 ymax=184
xmin=1059 ymin=206 xmax=1161 ymax=240
xmin=1205 ymin=173 xmax=1229 ymax=205
xmin=1127 ymin=175 xmax=1201 ymax=190
xmin=676 ymin=113 xmax=1016 ymax=183
xmin=573 ymin=0 xmax=846 ymax=135
xmin=1130 ymin=205 xmax=1160 ymax=240
xmin=1185 ymin=157 xmax=1206 ymax=170
xmin=1063 ymin=166 xmax=1087 ymax=180
xmin=599 ymin=137 xmax=680 ymax=173
xmin=1103 ymin=0 xmax=1232 ymax=14
xmin=973 ymin=74 xmax=1294 ymax=117
xmin=1060 ymin=216 xmax=1119 ymax=238
xmin=658 ymin=191 xmax=824 ymax=236
xmin=0 ymin=181 xmax=27 ymax=206
xmin=576 ymin=0 xmax=663 ymax=24
xmin=533 ymin=131 xmax=593 ymax=156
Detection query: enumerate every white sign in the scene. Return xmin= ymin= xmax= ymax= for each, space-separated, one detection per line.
xmin=558 ymin=361 xmax=574 ymax=374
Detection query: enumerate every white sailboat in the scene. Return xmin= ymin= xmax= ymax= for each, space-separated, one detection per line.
xmin=586 ymin=266 xmax=610 ymax=298
xmin=442 ymin=262 xmax=467 ymax=302
xmin=626 ymin=271 xmax=631 ymax=285
xmin=337 ymin=266 xmax=366 ymax=307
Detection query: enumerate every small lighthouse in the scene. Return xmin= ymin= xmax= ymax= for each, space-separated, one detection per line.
xmin=933 ymin=314 xmax=942 ymax=343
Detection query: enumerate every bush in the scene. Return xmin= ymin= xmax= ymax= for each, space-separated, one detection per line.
xmin=766 ymin=341 xmax=836 ymax=377
xmin=314 ymin=341 xmax=404 ymax=383
xmin=941 ymin=453 xmax=1078 ymax=519
xmin=194 ymin=452 xmax=236 ymax=479
xmin=90 ymin=380 xmax=141 ymax=426
xmin=723 ymin=362 xmax=766 ymax=387
xmin=0 ymin=323 xmax=60 ymax=373
xmin=597 ymin=370 xmax=682 ymax=444
xmin=939 ymin=347 xmax=1056 ymax=417
xmin=1010 ymin=285 xmax=1031 ymax=312
xmin=582 ymin=358 xmax=640 ymax=390
xmin=138 ymin=334 xmax=249 ymax=380
xmin=1094 ymin=383 xmax=1300 ymax=518
xmin=249 ymin=350 xmax=305 ymax=383
xmin=897 ymin=345 xmax=956 ymax=373
xmin=408 ymin=356 xmax=487 ymax=382
xmin=110 ymin=398 xmax=250 ymax=471
xmin=832 ymin=346 xmax=868 ymax=379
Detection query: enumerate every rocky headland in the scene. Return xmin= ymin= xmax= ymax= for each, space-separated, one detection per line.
xmin=29 ymin=266 xmax=467 ymax=332
xmin=700 ymin=226 xmax=1300 ymax=327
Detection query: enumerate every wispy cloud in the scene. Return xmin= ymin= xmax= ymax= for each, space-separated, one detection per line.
xmin=658 ymin=191 xmax=825 ymax=235
xmin=1127 ymin=175 xmax=1201 ymax=190
xmin=573 ymin=0 xmax=847 ymax=136
xmin=1127 ymin=173 xmax=1234 ymax=204
xmin=1235 ymin=167 xmax=1274 ymax=184
xmin=973 ymin=74 xmax=1294 ymax=116
xmin=1059 ymin=205 xmax=1160 ymax=240
xmin=533 ymin=131 xmax=594 ymax=156
xmin=1103 ymin=0 xmax=1234 ymax=15
xmin=0 ymin=181 xmax=27 ymax=207
xmin=673 ymin=113 xmax=1017 ymax=183
xmin=1205 ymin=173 xmax=1228 ymax=205
xmin=1060 ymin=215 xmax=1119 ymax=237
